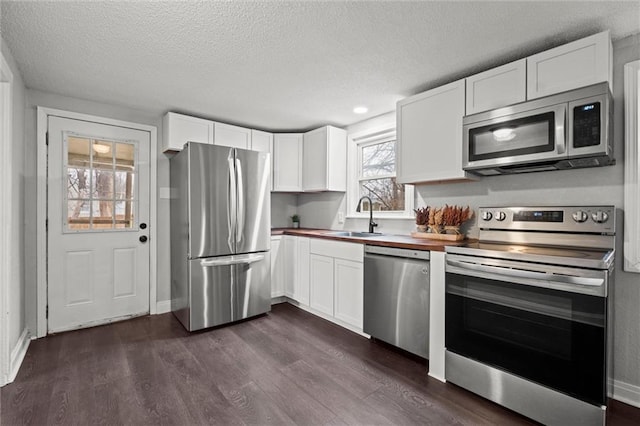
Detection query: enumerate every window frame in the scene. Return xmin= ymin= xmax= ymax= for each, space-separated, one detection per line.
xmin=347 ymin=123 xmax=414 ymax=219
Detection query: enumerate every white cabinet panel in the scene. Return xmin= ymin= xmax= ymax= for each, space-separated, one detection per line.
xmin=295 ymin=237 xmax=310 ymax=305
xmin=283 ymin=235 xmax=296 ymax=299
xmin=309 ymin=239 xmax=362 ymax=262
xmin=214 ymin=122 xmax=251 ymax=149
xmin=527 ymin=31 xmax=612 ymax=100
xmin=273 ymin=133 xmax=303 ymax=192
xmin=302 ymin=126 xmax=347 ymax=192
xmin=162 ymin=112 xmax=213 ymax=152
xmin=309 ymin=254 xmax=335 ymax=317
xmin=270 ymin=237 xmax=283 ymax=298
xmin=251 ymin=129 xmax=273 ymax=153
xmin=397 ymin=79 xmax=473 ymax=183
xmin=334 ymin=259 xmax=363 ymax=329
xmin=466 ymin=59 xmax=527 ymax=114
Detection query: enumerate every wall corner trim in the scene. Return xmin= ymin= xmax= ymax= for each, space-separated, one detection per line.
xmin=8 ymin=328 xmax=30 ymax=384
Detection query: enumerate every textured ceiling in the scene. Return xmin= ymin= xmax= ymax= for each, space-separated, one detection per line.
xmin=1 ymin=1 xmax=639 ymax=131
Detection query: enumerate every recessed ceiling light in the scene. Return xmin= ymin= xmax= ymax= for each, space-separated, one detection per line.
xmin=353 ymin=106 xmax=368 ymax=114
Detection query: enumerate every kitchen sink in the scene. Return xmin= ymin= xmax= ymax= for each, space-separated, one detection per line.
xmin=324 ymin=231 xmax=384 ymax=238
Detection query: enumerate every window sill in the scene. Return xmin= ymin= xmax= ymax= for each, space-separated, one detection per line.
xmin=346 ymin=214 xmax=414 ymax=220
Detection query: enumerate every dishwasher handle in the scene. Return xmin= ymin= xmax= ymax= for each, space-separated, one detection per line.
xmin=365 ymin=245 xmax=430 ymax=260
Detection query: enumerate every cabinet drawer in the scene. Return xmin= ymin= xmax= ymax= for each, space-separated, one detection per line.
xmin=310 ymin=239 xmax=363 ymax=262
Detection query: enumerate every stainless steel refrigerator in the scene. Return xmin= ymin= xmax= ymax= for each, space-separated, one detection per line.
xmin=170 ymin=142 xmax=271 ymax=331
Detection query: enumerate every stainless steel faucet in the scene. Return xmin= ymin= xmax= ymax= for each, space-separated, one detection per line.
xmin=356 ymin=196 xmax=378 ymax=233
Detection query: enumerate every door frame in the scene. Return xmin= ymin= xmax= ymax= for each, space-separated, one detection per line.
xmin=36 ymin=107 xmax=158 ymax=338
xmin=1 ymin=50 xmax=14 ymax=385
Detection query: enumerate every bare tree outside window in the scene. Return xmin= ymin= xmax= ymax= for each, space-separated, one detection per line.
xmin=65 ymin=135 xmax=136 ymax=231
xmin=359 ymin=139 xmax=405 ymax=211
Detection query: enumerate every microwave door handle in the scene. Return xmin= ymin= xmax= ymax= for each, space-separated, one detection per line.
xmin=556 ymin=105 xmax=566 ymax=154
xmin=446 ymin=259 xmax=605 ymax=294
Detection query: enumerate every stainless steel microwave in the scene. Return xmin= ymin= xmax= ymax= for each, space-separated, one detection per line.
xmin=463 ymin=82 xmax=613 ymax=176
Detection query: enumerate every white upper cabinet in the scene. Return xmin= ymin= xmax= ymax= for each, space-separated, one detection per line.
xmin=466 ymin=59 xmax=527 ymax=114
xmin=302 ymin=126 xmax=347 ymax=192
xmin=272 ymin=133 xmax=303 ymax=192
xmin=397 ymin=79 xmax=473 ymax=184
xmin=527 ymin=30 xmax=612 ymax=100
xmin=213 ymin=122 xmax=252 ymax=149
xmin=250 ymin=129 xmax=273 ymax=153
xmin=162 ymin=112 xmax=214 ymax=152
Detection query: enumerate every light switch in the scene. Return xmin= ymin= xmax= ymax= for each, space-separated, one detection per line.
xmin=338 ymin=212 xmax=345 ymax=224
xmin=159 ymin=187 xmax=171 ymax=199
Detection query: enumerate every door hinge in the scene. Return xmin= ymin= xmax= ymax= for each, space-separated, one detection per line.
xmin=46 ymin=306 xmax=49 ymax=319
xmin=46 ymin=218 xmax=48 ymax=232
xmin=45 ymin=132 xmax=49 ymax=146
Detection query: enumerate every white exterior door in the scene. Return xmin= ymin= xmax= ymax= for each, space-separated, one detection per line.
xmin=47 ymin=116 xmax=150 ymax=333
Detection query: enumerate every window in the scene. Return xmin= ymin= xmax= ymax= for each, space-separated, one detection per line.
xmin=348 ymin=123 xmax=413 ymax=218
xmin=64 ymin=132 xmax=138 ymax=231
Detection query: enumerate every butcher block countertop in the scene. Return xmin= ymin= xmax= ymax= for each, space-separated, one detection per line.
xmin=271 ymin=228 xmax=475 ymax=252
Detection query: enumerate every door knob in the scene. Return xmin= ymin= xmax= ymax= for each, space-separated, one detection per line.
xmin=139 ymin=236 xmax=148 ymax=243
xmin=140 ymin=223 xmax=147 ymax=229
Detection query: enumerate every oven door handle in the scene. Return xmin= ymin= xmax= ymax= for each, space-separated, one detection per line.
xmin=446 ymin=259 xmax=606 ymax=296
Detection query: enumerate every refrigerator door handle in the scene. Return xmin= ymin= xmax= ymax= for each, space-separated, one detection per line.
xmin=235 ymin=157 xmax=245 ymax=245
xmin=200 ymin=253 xmax=265 ymax=267
xmin=227 ymin=156 xmax=237 ymax=252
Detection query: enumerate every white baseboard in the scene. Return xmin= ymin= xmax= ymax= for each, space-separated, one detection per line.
xmin=8 ymin=328 xmax=30 ymax=383
xmin=156 ymin=300 xmax=172 ymax=314
xmin=612 ymin=379 xmax=640 ymax=408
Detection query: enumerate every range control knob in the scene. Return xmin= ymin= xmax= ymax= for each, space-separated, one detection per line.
xmin=572 ymin=211 xmax=588 ymax=223
xmin=481 ymin=211 xmax=493 ymax=221
xmin=591 ymin=211 xmax=609 ymax=223
xmin=495 ymin=211 xmax=507 ymax=221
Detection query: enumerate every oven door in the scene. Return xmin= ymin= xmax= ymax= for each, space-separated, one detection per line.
xmin=445 ymin=255 xmax=608 ymax=406
xmin=463 ymin=104 xmax=566 ymax=171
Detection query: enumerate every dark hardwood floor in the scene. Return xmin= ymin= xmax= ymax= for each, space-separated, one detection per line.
xmin=2 ymin=302 xmax=638 ymax=425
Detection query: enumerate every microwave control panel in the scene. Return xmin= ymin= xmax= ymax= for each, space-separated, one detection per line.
xmin=573 ymin=102 xmax=601 ymax=148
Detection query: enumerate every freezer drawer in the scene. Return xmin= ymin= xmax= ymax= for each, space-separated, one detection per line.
xmin=364 ymin=246 xmax=430 ymax=358
xmin=183 ymin=252 xmax=271 ymax=331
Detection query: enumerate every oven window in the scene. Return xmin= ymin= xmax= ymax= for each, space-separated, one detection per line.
xmin=468 ymin=112 xmax=555 ymax=161
xmin=446 ymin=273 xmax=606 ymax=406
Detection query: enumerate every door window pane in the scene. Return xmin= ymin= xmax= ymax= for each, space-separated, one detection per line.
xmin=64 ymin=133 xmax=137 ymax=232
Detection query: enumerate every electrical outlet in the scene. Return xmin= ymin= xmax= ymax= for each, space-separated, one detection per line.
xmin=338 ymin=212 xmax=345 ymax=224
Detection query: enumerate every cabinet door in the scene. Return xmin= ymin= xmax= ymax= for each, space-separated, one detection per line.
xmin=162 ymin=112 xmax=214 ymax=152
xmin=527 ymin=31 xmax=611 ymax=100
xmin=295 ymin=237 xmax=310 ymax=305
xmin=309 ymin=254 xmax=334 ymax=316
xmin=397 ymin=79 xmax=471 ymax=183
xmin=334 ymin=259 xmax=363 ymax=329
xmin=466 ymin=59 xmax=526 ymax=114
xmin=251 ymin=129 xmax=273 ymax=153
xmin=214 ymin=122 xmax=251 ymax=149
xmin=302 ymin=127 xmax=328 ymax=191
xmin=270 ymin=237 xmax=283 ymax=298
xmin=273 ymin=134 xmax=303 ymax=192
xmin=283 ymin=236 xmax=297 ymax=299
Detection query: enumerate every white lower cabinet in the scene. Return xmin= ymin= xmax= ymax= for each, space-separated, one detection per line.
xmin=295 ymin=237 xmax=310 ymax=305
xmin=309 ymin=254 xmax=335 ymax=316
xmin=270 ymin=236 xmax=284 ymax=298
xmin=333 ymin=258 xmax=364 ymax=329
xmin=283 ymin=235 xmax=310 ymax=305
xmin=308 ymin=239 xmax=364 ymax=331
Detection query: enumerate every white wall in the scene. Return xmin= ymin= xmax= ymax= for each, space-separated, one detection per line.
xmin=1 ymin=36 xmax=27 ymax=382
xmin=299 ymin=34 xmax=640 ymax=402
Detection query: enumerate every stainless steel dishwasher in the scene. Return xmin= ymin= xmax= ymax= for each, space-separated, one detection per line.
xmin=363 ymin=245 xmax=430 ymax=359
